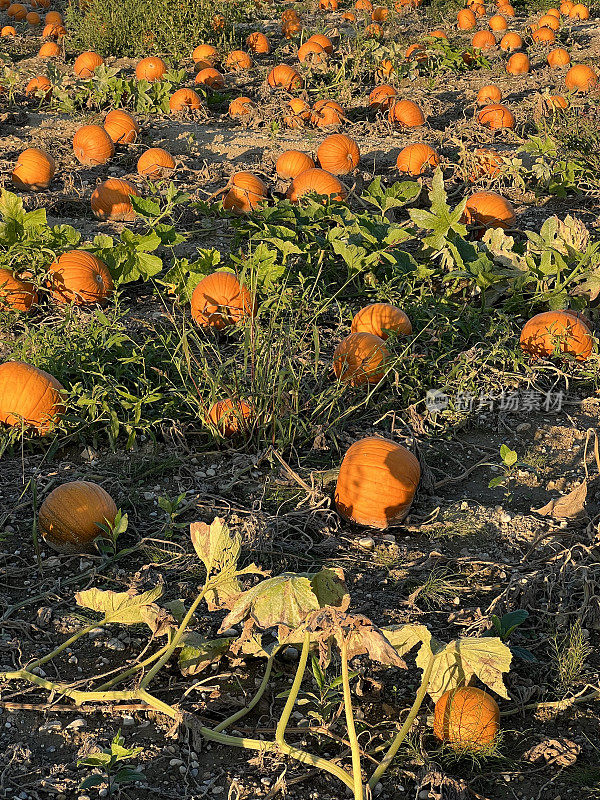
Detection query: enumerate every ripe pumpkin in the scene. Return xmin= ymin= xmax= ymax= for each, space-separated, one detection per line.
xmin=286 ymin=168 xmax=346 ymax=202
xmin=47 ymin=250 xmax=113 ymax=306
xmin=320 ymin=0 xmax=338 ymax=8
xmin=351 ymin=303 xmax=412 ymax=339
xmin=11 ymin=148 xmax=55 ymax=191
xmin=342 ymin=10 xmax=357 ymax=21
xmin=477 ymin=85 xmax=502 ymax=105
xmin=547 ymin=48 xmax=570 ymax=66
xmin=282 ymin=18 xmax=302 ymax=38
xmin=169 ymin=88 xmax=202 ymax=112
xmin=229 ymin=96 xmax=256 ymax=118
xmin=27 ymin=11 xmax=41 ymax=25
xmin=333 ymin=332 xmax=389 ymax=385
xmin=39 ymin=481 xmax=117 ymax=554
xmin=498 ymin=3 xmax=515 ymax=15
xmin=317 ymin=134 xmax=360 ymax=175
xmin=434 ymin=688 xmax=500 ymax=749
xmin=472 ymin=30 xmax=496 ymax=50
xmin=539 ymin=13 xmax=560 ymax=29
xmin=207 ymin=398 xmax=253 ymax=437
xmin=267 ymin=64 xmax=303 ymax=90
xmin=190 ymin=271 xmax=255 ymax=329
xmin=356 ymin=0 xmax=373 ymax=10
xmin=91 ymin=178 xmax=139 ymax=221
xmin=0 ymin=361 xmax=64 ymax=434
xmin=457 ymin=8 xmax=476 ymax=28
xmin=276 ymin=150 xmax=315 ymax=179
xmin=520 ymin=311 xmax=593 ymax=361
xmin=246 ymin=31 xmax=270 ymax=53
xmin=372 ymin=5 xmax=388 ymax=20
xmin=137 ymin=147 xmax=175 ymax=178
xmin=489 ymin=13 xmax=508 ymax=30
xmin=135 ymin=56 xmax=167 ymax=82
xmin=72 ymin=125 xmax=115 ymax=166
xmin=73 ymin=51 xmax=104 ymax=77
xmin=369 ymin=84 xmax=397 ymax=110
xmin=469 ymin=148 xmax=504 ymax=181
xmin=388 ymin=99 xmax=425 ymax=127
xmin=532 ymin=26 xmax=556 ymax=42
xmin=44 ymin=10 xmax=62 ymax=23
xmin=195 ymin=67 xmax=225 ymax=90
xmin=222 ymin=172 xmax=267 ymax=214
xmin=560 ymin=0 xmax=575 ymax=11
xmin=25 ymin=75 xmax=52 ymax=98
xmin=506 ymin=52 xmax=530 ymax=74
xmin=335 ymin=437 xmax=421 ymax=528
xmin=193 ymin=44 xmax=219 ymax=64
xmin=38 ymin=41 xmax=60 ymax=58
xmin=297 ymin=40 xmax=327 ymax=64
xmin=1 ymin=25 xmax=16 ymax=36
xmin=0 ymin=269 xmax=38 ymax=312
xmin=42 ymin=21 xmax=64 ymax=38
xmin=225 ymin=50 xmax=253 ymax=71
xmin=7 ymin=2 xmax=26 ymax=18
xmin=283 ymin=98 xmax=311 ymax=128
xmin=364 ymin=22 xmax=384 ymax=38
xmin=477 ymin=103 xmax=515 ymax=129
xmin=569 ymin=3 xmax=589 ymax=18
xmin=307 ymin=33 xmax=334 ymax=53
xmin=311 ymin=99 xmax=345 ymax=128
xmin=396 ymin=143 xmax=439 ymax=175
xmin=103 ymin=109 xmax=139 ymax=144
xmin=500 ymin=31 xmax=524 ymax=50
xmin=544 ymin=94 xmax=568 ymax=112
xmin=565 ymin=63 xmax=597 ymax=91
xmin=463 ymin=192 xmax=516 ymax=229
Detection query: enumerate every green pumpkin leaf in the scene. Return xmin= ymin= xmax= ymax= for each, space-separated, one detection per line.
xmin=74 ymin=586 xmax=163 ymax=626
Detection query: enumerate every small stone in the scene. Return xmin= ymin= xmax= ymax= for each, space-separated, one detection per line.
xmin=206 ymin=469 xmax=216 ymax=477
xmin=169 ymin=758 xmax=184 ymax=767
xmin=66 ymin=718 xmax=86 ymax=730
xmin=374 ymin=785 xmax=383 ymax=797
xmin=106 ymin=638 xmax=126 ymax=651
xmin=122 ymin=714 xmax=135 ymax=726
xmin=418 ymin=791 xmax=430 ymax=800
xmin=99 ymin=790 xmax=109 ymax=798
xmin=517 ymin=422 xmax=531 ymax=432
xmin=358 ymin=537 xmax=374 ymax=550
xmin=381 ymin=534 xmax=395 ymax=543
xmin=143 ymin=492 xmax=154 ymax=501
xmin=283 ymin=647 xmax=299 ymax=661
xmin=212 ymin=788 xmax=224 ymax=795
xmin=500 ymin=512 xmax=511 ymax=523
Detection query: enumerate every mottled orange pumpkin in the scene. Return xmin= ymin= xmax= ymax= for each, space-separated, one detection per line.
xmin=190 ymin=271 xmax=255 ymax=329
xmin=333 ymin=332 xmax=390 ymax=385
xmin=0 ymin=361 xmax=64 ymax=434
xmin=335 ymin=437 xmax=421 ymax=528
xmin=547 ymin=47 xmax=570 ymax=67
xmin=246 ymin=31 xmax=270 ymax=53
xmin=103 ymin=109 xmax=139 ymax=144
xmin=39 ymin=480 xmax=117 ymax=554
xmin=565 ymin=63 xmax=597 ymax=92
xmin=434 ymin=688 xmax=500 ymax=749
xmin=369 ymin=84 xmax=397 ymax=110
xmin=47 ymin=250 xmax=113 ymax=306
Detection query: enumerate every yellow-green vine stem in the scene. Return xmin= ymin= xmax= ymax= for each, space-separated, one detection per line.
xmin=214 ymin=647 xmax=279 ymax=733
xmin=27 ymin=620 xmax=108 ymax=671
xmin=97 ymin=643 xmax=171 ymax=691
xmin=341 ymin=638 xmax=363 ymax=800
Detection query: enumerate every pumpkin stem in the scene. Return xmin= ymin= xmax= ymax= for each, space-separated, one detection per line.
xmin=341 ymin=636 xmax=364 ymax=799
xmin=213 ymin=646 xmax=279 ymax=732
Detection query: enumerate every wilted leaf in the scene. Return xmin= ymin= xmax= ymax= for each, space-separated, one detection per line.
xmin=190 ymin=518 xmax=244 ymax=610
xmin=523 ymin=738 xmax=580 ymax=767
xmin=384 ymin=623 xmax=432 ymax=657
xmin=75 ymin=586 xmax=163 ymax=627
xmin=310 ymin=568 xmax=350 ymax=612
xmin=533 ymin=480 xmax=589 ymax=519
xmin=178 ymin=633 xmax=234 ymax=676
xmin=140 ymin=604 xmax=176 ymax=637
xmin=417 ymin=636 xmax=512 ymax=701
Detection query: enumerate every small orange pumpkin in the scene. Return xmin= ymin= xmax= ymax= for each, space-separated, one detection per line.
xmin=135 ymin=56 xmax=167 ymax=82
xmin=472 ymin=30 xmax=496 ymax=50
xmin=195 ymin=67 xmax=225 ymax=89
xmin=39 ymin=480 xmax=117 ymax=554
xmin=351 ymin=303 xmax=412 ymax=339
xmin=246 ymin=31 xmax=270 ymax=53
xmin=1 ymin=25 xmax=16 ymax=36
xmin=11 ymin=148 xmax=55 ymax=191
xmin=207 ymin=398 xmax=254 ymax=437
xmin=228 ymin=96 xmax=256 ymax=117
xmin=457 ymin=8 xmax=476 ymax=28
xmin=25 ymin=75 xmax=52 ymax=98
xmin=477 ymin=84 xmax=502 ymax=105
xmin=463 ymin=191 xmax=516 ymax=228
xmin=0 ymin=269 xmax=38 ymax=312
xmin=434 ymin=688 xmax=500 ymax=749
xmin=506 ymin=52 xmax=530 ymax=74
xmin=520 ymin=311 xmax=593 ymax=361
xmin=103 ymin=109 xmax=139 ymax=144
xmin=500 ymin=31 xmax=524 ymax=50
xmin=192 ymin=44 xmax=219 ymax=64
xmin=225 ymin=50 xmax=253 ymax=71
xmin=388 ymin=99 xmax=425 ymax=127
xmin=547 ymin=47 xmax=570 ymax=66
xmin=267 ymin=64 xmax=303 ymax=90
xmin=317 ymin=134 xmax=360 ymax=175
xmin=286 ymin=168 xmax=346 ymax=202
xmin=72 ymin=125 xmax=115 ymax=166
xmin=489 ymin=13 xmax=508 ymax=30
xmin=73 ymin=51 xmax=104 ymax=77
xmin=137 ymin=148 xmax=175 ymax=178
xmin=276 ymin=150 xmax=315 ymax=179
xmin=91 ymin=178 xmax=139 ymax=221
xmin=297 ymin=40 xmax=327 ymax=64
xmin=38 ymin=41 xmax=60 ymax=58
xmin=190 ymin=271 xmax=255 ymax=329
xmin=334 ymin=436 xmax=421 ymax=528
xmin=369 ymin=84 xmax=397 ymax=110
xmin=0 ymin=361 xmax=64 ymax=434
xmin=223 ymin=172 xmax=267 ymax=214
xmin=396 ymin=143 xmax=439 ymax=175
xmin=310 ymin=99 xmax=345 ymax=128
xmin=47 ymin=250 xmax=113 ymax=306
xmin=307 ymin=33 xmax=334 ymax=53
xmin=333 ymin=332 xmax=389 ymax=385
xmin=169 ymin=88 xmax=203 ymax=112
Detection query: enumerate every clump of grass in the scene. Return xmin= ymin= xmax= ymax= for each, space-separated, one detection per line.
xmin=550 ymin=620 xmax=592 ymax=692
xmin=436 ymin=729 xmax=505 ymax=769
xmin=407 ymin=567 xmax=461 ymax=609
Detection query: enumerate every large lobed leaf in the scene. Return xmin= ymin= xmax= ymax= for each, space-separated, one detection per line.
xmin=75 ymin=586 xmax=164 ymax=628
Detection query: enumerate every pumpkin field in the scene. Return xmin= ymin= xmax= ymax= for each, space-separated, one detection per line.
xmin=2 ymin=0 xmax=600 ymax=795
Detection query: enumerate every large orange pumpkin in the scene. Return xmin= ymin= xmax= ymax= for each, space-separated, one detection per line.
xmin=457 ymin=8 xmax=476 ymax=28
xmin=190 ymin=271 xmax=255 ymax=329
xmin=317 ymin=134 xmax=360 ymax=175
xmin=547 ymin=47 xmax=571 ymax=67
xmin=11 ymin=148 xmax=55 ymax=191
xmin=39 ymin=480 xmax=117 ymax=554
xmin=222 ymin=172 xmax=267 ymax=214
xmin=351 ymin=303 xmax=412 ymax=339
xmin=334 ymin=437 xmax=421 ymax=528
xmin=307 ymin=33 xmax=334 ymax=53
xmin=388 ymin=99 xmax=425 ymax=128
xmin=499 ymin=31 xmax=523 ymax=50
xmin=489 ymin=13 xmax=508 ymax=30
xmin=276 ymin=150 xmax=315 ymax=179
xmin=47 ymin=250 xmax=113 ymax=305
xmin=207 ymin=398 xmax=254 ymax=437
xmin=434 ymin=688 xmax=500 ymax=749
xmin=195 ymin=67 xmax=226 ymax=89
xmin=246 ymin=31 xmax=270 ymax=53
xmin=0 ymin=361 xmax=64 ymax=434
xmin=137 ymin=148 xmax=176 ymax=178
xmin=192 ymin=44 xmax=219 ymax=64
xmin=25 ymin=75 xmax=52 ymax=99
xmin=169 ymin=88 xmax=202 ymax=112
xmin=520 ymin=311 xmax=593 ymax=361
xmin=0 ymin=269 xmax=38 ymax=312
xmin=369 ymin=84 xmax=397 ymax=110
xmin=72 ymin=125 xmax=115 ymax=166
xmin=565 ymin=63 xmax=597 ymax=92
xmin=38 ymin=41 xmax=60 ymax=58
xmin=267 ymin=64 xmax=303 ymax=90
xmin=286 ymin=168 xmax=346 ymax=202
xmin=506 ymin=52 xmax=530 ymax=75
xmin=463 ymin=192 xmax=516 ymax=229
xmin=91 ymin=178 xmax=139 ymax=221
xmin=477 ymin=103 xmax=515 ymax=129
xmin=73 ymin=51 xmax=104 ymax=78
xmin=396 ymin=143 xmax=439 ymax=175
xmin=472 ymin=30 xmax=496 ymax=50
xmin=135 ymin=56 xmax=167 ymax=82
xmin=333 ymin=332 xmax=390 ymax=385
xmin=103 ymin=110 xmax=139 ymax=144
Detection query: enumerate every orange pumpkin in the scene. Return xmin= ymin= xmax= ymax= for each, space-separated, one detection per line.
xmin=228 ymin=96 xmax=256 ymax=117
xmin=103 ymin=109 xmax=139 ymax=144
xmin=282 ymin=18 xmax=302 ymax=38
xmin=169 ymin=88 xmax=203 ymax=112
xmin=39 ymin=480 xmax=117 ymax=554
xmin=1 ymin=25 xmax=16 ymax=36
xmin=283 ymin=98 xmax=311 ymax=128
xmin=91 ymin=178 xmax=139 ymax=221
xmin=135 ymin=56 xmax=167 ymax=82
xmin=539 ymin=13 xmax=560 ymax=29
xmin=544 ymin=94 xmax=568 ymax=111
xmin=477 ymin=84 xmax=502 ymax=105
xmin=334 ymin=437 xmax=421 ymax=528
xmin=192 ymin=44 xmax=219 ymax=64
xmin=355 ymin=0 xmax=373 ymax=10
xmin=388 ymin=99 xmax=425 ymax=127
xmin=11 ymin=148 xmax=55 ymax=191
xmin=569 ymin=3 xmax=589 ymax=18
xmin=190 ymin=271 xmax=255 ymax=329
xmin=72 ymin=125 xmax=115 ymax=166
xmin=372 ymin=5 xmax=388 ymax=20
xmin=0 ymin=269 xmax=38 ymax=312
xmin=396 ymin=143 xmax=439 ymax=175
xmin=369 ymin=84 xmax=397 ymax=110
xmin=317 ymin=134 xmax=360 ymax=175
xmin=434 ymin=688 xmax=500 ymax=749
xmin=0 ymin=361 xmax=64 ymax=434
xmin=500 ymin=31 xmax=524 ymax=50
xmin=547 ymin=47 xmax=570 ymax=66
xmin=223 ymin=172 xmax=267 ymax=214
xmin=286 ymin=168 xmax=346 ymax=202
xmin=47 ymin=250 xmax=113 ymax=306
xmin=276 ymin=150 xmax=315 ymax=179
xmin=477 ymin=103 xmax=515 ymax=129
xmin=73 ymin=51 xmax=104 ymax=77
xmin=319 ymin=0 xmax=338 ymax=8
xmin=267 ymin=64 xmax=303 ymax=90
xmin=520 ymin=311 xmax=593 ymax=361
xmin=472 ymin=30 xmax=496 ymax=49
xmin=26 ymin=11 xmax=41 ymax=25
xmin=307 ymin=33 xmax=334 ymax=53
xmin=532 ymin=25 xmax=556 ymax=42
xmin=7 ymin=2 xmax=26 ymax=18
xmin=246 ymin=31 xmax=270 ymax=53
xmin=207 ymin=398 xmax=254 ymax=437
xmin=42 ymin=21 xmax=64 ymax=38
xmin=560 ymin=0 xmax=575 ymax=11
xmin=137 ymin=148 xmax=175 ymax=177
xmin=333 ymin=332 xmax=389 ymax=385
xmin=225 ymin=50 xmax=253 ymax=71
xmin=469 ymin=148 xmax=504 ymax=181
xmin=506 ymin=52 xmax=530 ymax=74
xmin=489 ymin=13 xmax=508 ymax=30
xmin=195 ymin=67 xmax=225 ymax=89
xmin=342 ymin=10 xmax=357 ymax=21
xmin=463 ymin=191 xmax=516 ymax=228
xmin=351 ymin=303 xmax=412 ymax=339
xmin=25 ymin=75 xmax=52 ymax=98
xmin=457 ymin=8 xmax=476 ymax=28
xmin=38 ymin=41 xmax=60 ymax=58
xmin=44 ymin=10 xmax=62 ymax=23
xmin=565 ymin=63 xmax=597 ymax=91
xmin=297 ymin=40 xmax=327 ymax=63
xmin=311 ymin=99 xmax=345 ymax=128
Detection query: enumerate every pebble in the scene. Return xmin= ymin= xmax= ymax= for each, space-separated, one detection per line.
xmin=358 ymin=537 xmax=375 ymax=550
xmin=381 ymin=534 xmax=395 ymax=543
xmin=106 ymin=638 xmax=126 ymax=651
xmin=122 ymin=714 xmax=135 ymax=726
xmin=143 ymin=491 xmax=154 ymax=500
xmin=517 ymin=422 xmax=531 ymax=432
xmin=99 ymin=790 xmax=108 ymax=798
xmin=373 ymin=785 xmax=383 ymax=797
xmin=169 ymin=758 xmax=184 ymax=767
xmin=418 ymin=791 xmax=430 ymax=799
xmin=66 ymin=718 xmax=86 ymax=730
xmin=500 ymin=512 xmax=511 ymax=523
xmin=283 ymin=647 xmax=299 ymax=661
xmin=206 ymin=468 xmax=216 ymax=477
